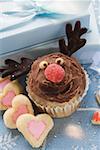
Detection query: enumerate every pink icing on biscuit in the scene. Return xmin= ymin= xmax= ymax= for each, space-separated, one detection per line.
xmin=2 ymin=91 xmax=16 ymax=107
xmin=28 ymin=120 xmax=46 ymax=139
xmin=13 ymin=105 xmax=28 ymax=123
xmin=0 ymin=79 xmax=10 ymax=92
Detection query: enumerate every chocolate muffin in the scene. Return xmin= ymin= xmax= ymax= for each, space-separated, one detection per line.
xmin=27 ymin=52 xmax=89 ymax=118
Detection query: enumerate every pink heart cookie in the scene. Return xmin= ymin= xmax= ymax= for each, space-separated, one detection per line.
xmin=16 ymin=114 xmax=54 ymax=148
xmin=0 ymin=78 xmax=22 ymax=110
xmin=3 ymin=94 xmax=34 ymax=129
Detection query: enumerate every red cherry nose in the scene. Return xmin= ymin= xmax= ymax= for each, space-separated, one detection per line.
xmin=44 ymin=63 xmax=65 ymax=83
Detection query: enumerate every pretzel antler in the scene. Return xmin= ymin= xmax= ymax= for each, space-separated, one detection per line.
xmin=0 ymin=57 xmax=33 ymax=80
xmin=59 ymin=21 xmax=87 ymax=56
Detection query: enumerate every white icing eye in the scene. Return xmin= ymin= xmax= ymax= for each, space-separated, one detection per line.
xmin=55 ymin=57 xmax=64 ymax=65
xmin=39 ymin=61 xmax=48 ymax=69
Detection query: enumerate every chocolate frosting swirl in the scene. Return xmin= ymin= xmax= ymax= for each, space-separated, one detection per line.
xmin=27 ymin=53 xmax=86 ymax=103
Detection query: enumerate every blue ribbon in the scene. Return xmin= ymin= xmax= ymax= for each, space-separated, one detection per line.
xmin=1 ymin=1 xmax=65 ymax=32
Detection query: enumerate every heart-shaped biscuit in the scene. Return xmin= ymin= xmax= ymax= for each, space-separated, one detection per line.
xmin=3 ymin=94 xmax=34 ymax=129
xmin=0 ymin=77 xmax=22 ymax=110
xmin=16 ymin=114 xmax=54 ymax=148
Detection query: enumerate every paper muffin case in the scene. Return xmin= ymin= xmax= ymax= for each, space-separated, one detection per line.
xmin=26 ymin=68 xmax=89 ymax=118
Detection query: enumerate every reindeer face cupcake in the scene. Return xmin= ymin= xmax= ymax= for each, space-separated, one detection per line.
xmin=27 ymin=52 xmax=89 ymax=118
xmin=26 ymin=21 xmax=89 ymax=118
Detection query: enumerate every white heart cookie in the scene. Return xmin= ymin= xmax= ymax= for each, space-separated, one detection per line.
xmin=16 ymin=113 xmax=54 ymax=148
xmin=0 ymin=77 xmax=22 ymax=110
xmin=3 ymin=94 xmax=34 ymax=129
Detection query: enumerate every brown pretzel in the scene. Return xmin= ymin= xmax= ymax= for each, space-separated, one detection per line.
xmin=0 ymin=57 xmax=33 ymax=80
xmin=59 ymin=21 xmax=87 ymax=56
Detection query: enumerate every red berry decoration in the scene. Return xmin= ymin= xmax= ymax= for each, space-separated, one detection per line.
xmin=92 ymin=111 xmax=100 ymax=125
xmin=44 ymin=64 xmax=65 ymax=83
